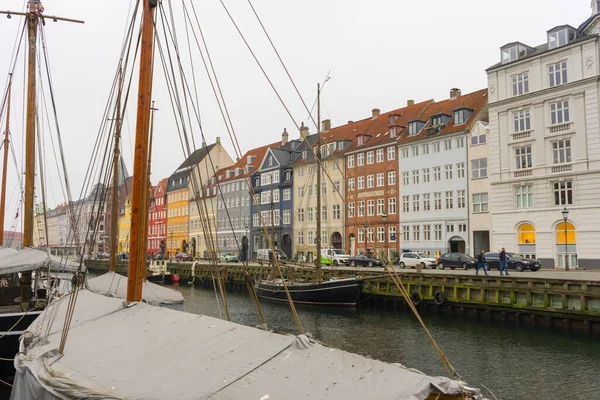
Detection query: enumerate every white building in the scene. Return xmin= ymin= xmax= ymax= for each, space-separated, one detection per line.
xmin=486 ymin=2 xmax=600 ymax=269
xmin=398 ymin=89 xmax=488 ymax=258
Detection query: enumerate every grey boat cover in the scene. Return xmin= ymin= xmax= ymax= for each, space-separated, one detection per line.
xmin=0 ymin=247 xmax=80 ymax=275
xmin=87 ymin=271 xmax=184 ymax=310
xmin=10 ymin=290 xmax=474 ymax=400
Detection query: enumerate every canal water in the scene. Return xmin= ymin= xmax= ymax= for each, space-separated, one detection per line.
xmin=175 ymin=283 xmax=600 ymax=400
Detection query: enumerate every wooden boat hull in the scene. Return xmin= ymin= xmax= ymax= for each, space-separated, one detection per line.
xmin=255 ymin=278 xmax=362 ymax=307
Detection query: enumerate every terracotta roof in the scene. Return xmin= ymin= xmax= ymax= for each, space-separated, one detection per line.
xmin=210 ymin=142 xmax=280 ymax=186
xmin=398 ymin=89 xmax=488 ymax=145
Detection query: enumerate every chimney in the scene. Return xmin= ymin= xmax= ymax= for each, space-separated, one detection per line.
xmin=407 ymin=99 xmax=414 ymax=106
xmin=348 ymin=121 xmax=354 ymax=124
xmin=372 ymin=108 xmax=380 ymax=119
xmin=450 ymin=88 xmax=461 ymax=100
xmin=322 ymin=119 xmax=331 ymax=132
xmin=300 ymin=122 xmax=309 ymax=140
xmin=281 ymin=127 xmax=289 ymax=146
xmin=216 ymin=136 xmax=221 ymax=144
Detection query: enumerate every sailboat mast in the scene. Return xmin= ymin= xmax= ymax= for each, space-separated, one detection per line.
xmin=23 ymin=2 xmax=40 ymax=248
xmin=0 ymin=74 xmax=12 ymax=246
xmin=109 ymin=68 xmax=123 ymax=272
xmin=315 ymin=83 xmax=321 ymax=282
xmin=127 ymin=0 xmax=156 ymax=302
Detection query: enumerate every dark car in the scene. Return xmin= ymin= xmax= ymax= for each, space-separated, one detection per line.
xmin=484 ymin=252 xmax=541 ymax=272
xmin=153 ymin=253 xmax=164 ymax=260
xmin=175 ymin=252 xmax=192 ymax=261
xmin=437 ymin=253 xmax=477 ymax=270
xmin=347 ymin=254 xmax=383 ymax=267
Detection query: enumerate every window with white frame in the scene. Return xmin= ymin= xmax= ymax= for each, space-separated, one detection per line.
xmin=412 ymin=194 xmax=420 ymax=212
xmin=422 ymin=144 xmax=429 ymax=154
xmin=332 ymin=161 xmax=338 ymax=171
xmin=367 ymin=151 xmax=374 ymax=164
xmin=423 ymin=225 xmax=431 ymax=241
xmin=472 ymin=158 xmax=487 ymax=178
xmin=402 ymin=172 xmax=409 ymax=186
xmin=513 ymin=109 xmax=531 ymax=132
xmin=307 ymin=231 xmax=314 ymax=245
xmin=388 ymin=171 xmax=396 ymax=185
xmin=308 ymin=184 xmax=313 ymax=196
xmin=548 ymin=28 xmax=575 ymax=49
xmin=389 ymin=226 xmax=396 ymax=242
xmin=433 ymin=166 xmax=441 ymax=181
xmin=434 ymin=192 xmax=442 ymax=210
xmin=456 ymin=137 xmax=465 ymax=148
xmin=283 ymin=209 xmax=291 ymax=224
xmin=445 ymin=165 xmax=453 ymax=180
xmin=515 ymin=146 xmax=532 ymax=169
xmin=412 ymin=146 xmax=419 ymax=157
xmin=253 ymin=213 xmax=260 ymax=227
xmin=402 ymin=196 xmax=410 ymax=212
xmin=552 ymin=139 xmax=571 ymax=164
xmin=445 ymin=191 xmax=453 ymax=209
xmin=322 ymin=230 xmax=328 ymax=245
xmin=367 ymin=174 xmax=374 ymax=188
xmin=423 ymin=193 xmax=430 ymax=211
xmin=434 ymin=224 xmax=442 ymax=241
xmin=472 ymin=193 xmax=489 ymax=212
xmin=408 ymin=122 xmax=419 ymax=135
xmin=457 ymin=190 xmax=466 ymax=208
xmin=402 ymin=226 xmax=410 ymax=241
xmin=348 ymin=203 xmax=355 ymax=218
xmin=549 ymin=61 xmax=567 ymax=87
xmin=273 ymin=189 xmax=280 ymax=203
xmin=297 ymin=208 xmax=304 ymax=222
xmin=457 ymin=163 xmax=465 ymax=178
xmin=322 ymin=206 xmax=328 ymax=221
xmin=358 ymin=228 xmax=365 ymax=243
xmin=446 ymin=224 xmax=454 ymax=233
xmin=367 ymin=200 xmax=375 ymax=216
xmin=458 ymin=224 xmax=467 ymax=232
xmin=367 ymin=228 xmax=374 ymax=242
xmin=422 ymin=168 xmax=430 ymax=183
xmin=554 ymin=181 xmax=573 ymax=205
xmin=376 ymin=149 xmax=384 ymax=162
xmin=512 ymin=72 xmax=529 ymax=96
xmin=387 ymin=146 xmax=396 ymax=160
xmin=297 ymin=231 xmax=304 ymax=245
xmin=433 ymin=142 xmax=440 ymax=152
xmin=388 ymin=197 xmax=396 ymax=214
xmin=357 ymin=153 xmax=364 ymax=166
xmin=377 ymin=173 xmax=384 ymax=187
xmin=413 ymin=225 xmax=420 ymax=241
xmin=308 ymin=165 xmax=314 ymax=175
xmin=412 ymin=170 xmax=419 ymax=184
xmin=401 ymin=148 xmax=409 ymax=158
xmin=377 ymin=227 xmax=385 ymax=242
xmin=333 ymin=204 xmax=340 ymax=220
xmin=471 ymin=130 xmax=486 ymax=145
xmin=335 ymin=180 xmax=340 ymax=192
xmin=348 ymin=178 xmax=355 ymax=191
xmin=322 ymin=182 xmax=327 ymax=195
xmin=454 ymin=109 xmax=469 ymax=125
xmin=358 ymin=176 xmax=365 ymax=189
xmin=358 ymin=201 xmax=365 ymax=216
xmin=444 ymin=140 xmax=452 ymax=151
xmin=377 ymin=199 xmax=385 ymax=215
xmin=308 ymin=207 xmax=314 ymax=221
xmin=516 ymin=184 xmax=533 ymax=208
xmin=550 ymin=101 xmax=570 ymax=125
xmin=348 ymin=155 xmax=355 ymax=168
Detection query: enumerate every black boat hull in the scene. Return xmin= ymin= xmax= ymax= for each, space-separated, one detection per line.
xmin=255 ymin=279 xmax=362 ymax=307
xmin=0 ymin=311 xmax=41 ymax=380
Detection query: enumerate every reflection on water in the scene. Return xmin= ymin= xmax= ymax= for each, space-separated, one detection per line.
xmin=174 ymin=283 xmax=600 ymax=400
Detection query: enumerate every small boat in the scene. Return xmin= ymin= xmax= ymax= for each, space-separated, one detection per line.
xmin=255 ymin=277 xmax=362 ymax=307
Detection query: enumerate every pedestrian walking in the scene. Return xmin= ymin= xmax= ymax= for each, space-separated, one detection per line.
xmin=499 ymin=247 xmax=509 ymax=276
xmin=476 ymin=250 xmax=488 ymax=276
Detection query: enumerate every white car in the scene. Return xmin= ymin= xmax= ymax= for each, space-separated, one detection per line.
xmin=398 ymin=252 xmax=437 ymax=269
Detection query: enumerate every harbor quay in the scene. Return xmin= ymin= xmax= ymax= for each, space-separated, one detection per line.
xmin=85 ymin=259 xmax=600 ymax=335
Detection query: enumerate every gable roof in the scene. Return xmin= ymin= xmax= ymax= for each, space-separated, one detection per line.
xmin=212 ymin=142 xmax=279 ymax=186
xmin=168 ymin=143 xmax=217 ymax=180
xmin=399 ymin=88 xmax=488 ymax=145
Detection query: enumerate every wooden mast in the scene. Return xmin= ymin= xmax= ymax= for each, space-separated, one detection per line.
xmin=127 ymin=0 xmax=156 ymax=302
xmin=315 ymin=83 xmax=322 ymax=282
xmin=109 ymin=68 xmax=123 ymax=272
xmin=143 ymin=101 xmax=158 ymax=280
xmin=0 ymin=74 xmax=13 ymax=246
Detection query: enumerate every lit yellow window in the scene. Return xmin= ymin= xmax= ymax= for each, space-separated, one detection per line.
xmin=518 ymin=223 xmax=536 ymax=244
xmin=556 ymin=222 xmax=576 ymax=244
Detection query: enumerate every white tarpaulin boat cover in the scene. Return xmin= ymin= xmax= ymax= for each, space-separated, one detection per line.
xmin=87 ymin=271 xmax=184 ymax=310
xmin=0 ymin=247 xmax=80 ymax=275
xmin=10 ymin=290 xmax=478 ymax=400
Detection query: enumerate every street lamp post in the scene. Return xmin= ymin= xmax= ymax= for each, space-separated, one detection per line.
xmin=245 ymin=223 xmax=249 ymax=261
xmin=363 ymin=224 xmax=369 ymax=256
xmin=381 ymin=212 xmax=388 ymax=262
xmin=562 ymin=207 xmax=569 ymax=271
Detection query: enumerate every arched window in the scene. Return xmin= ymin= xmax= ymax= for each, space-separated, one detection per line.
xmin=556 ymin=222 xmax=576 ymax=244
xmin=518 ymin=223 xmax=536 ymax=244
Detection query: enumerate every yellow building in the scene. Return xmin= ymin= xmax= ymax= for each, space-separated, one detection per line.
xmin=167 ymin=138 xmax=233 ymax=256
xmin=189 ymin=180 xmax=218 ymax=259
xmin=117 ymin=197 xmax=131 ymax=254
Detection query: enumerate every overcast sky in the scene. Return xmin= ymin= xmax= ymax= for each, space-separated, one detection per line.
xmin=0 ymin=0 xmax=592 ymax=230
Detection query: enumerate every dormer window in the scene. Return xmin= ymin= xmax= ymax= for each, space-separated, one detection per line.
xmin=408 ymin=121 xmax=424 ymax=136
xmin=548 ymin=26 xmax=576 ymax=49
xmin=267 ymin=155 xmax=273 ymax=166
xmin=431 ymin=116 xmax=443 ymax=127
xmin=302 ymin=150 xmax=308 ymax=159
xmin=454 ymin=108 xmax=472 ymax=125
xmin=337 ymin=141 xmax=344 ymax=151
xmin=321 ymin=145 xmax=329 ymax=158
xmin=357 ymin=135 xmax=367 ymax=146
xmin=501 ymin=43 xmax=533 ymax=64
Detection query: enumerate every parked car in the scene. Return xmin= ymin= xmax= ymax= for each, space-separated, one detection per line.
xmin=98 ymin=252 xmax=110 ymax=260
xmin=437 ymin=253 xmax=477 ymax=270
xmin=219 ymin=253 xmax=239 ymax=263
xmin=320 ymin=248 xmax=350 ymax=266
xmin=398 ymin=252 xmax=437 ymax=269
xmin=175 ymin=252 xmax=192 ymax=261
xmin=347 ymin=254 xmax=383 ymax=267
xmin=256 ymin=249 xmax=288 ymax=262
xmin=484 ymin=252 xmax=541 ymax=272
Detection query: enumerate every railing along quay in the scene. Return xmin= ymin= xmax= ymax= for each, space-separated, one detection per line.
xmin=84 ymin=260 xmax=600 ymax=333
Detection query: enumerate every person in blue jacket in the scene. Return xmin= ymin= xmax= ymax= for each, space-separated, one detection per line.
xmin=476 ymin=250 xmax=488 ymax=276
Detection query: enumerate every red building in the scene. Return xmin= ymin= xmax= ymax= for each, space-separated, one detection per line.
xmin=148 ymin=178 xmax=168 ymax=256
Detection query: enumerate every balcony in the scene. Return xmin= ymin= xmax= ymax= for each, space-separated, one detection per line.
xmin=547 ymin=122 xmax=573 ymax=136
xmin=510 ymin=130 xmax=532 ymax=141
xmin=513 ymin=169 xmax=533 ymax=178
xmin=550 ymin=163 xmax=572 ymax=174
